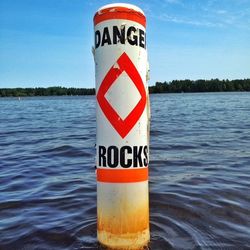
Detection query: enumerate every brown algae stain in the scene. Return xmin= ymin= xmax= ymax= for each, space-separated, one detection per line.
xmin=98 ymin=205 xmax=149 ymax=235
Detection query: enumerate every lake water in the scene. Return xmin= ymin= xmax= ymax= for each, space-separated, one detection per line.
xmin=0 ymin=93 xmax=250 ymax=249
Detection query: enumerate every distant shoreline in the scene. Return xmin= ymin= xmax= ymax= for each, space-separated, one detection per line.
xmin=1 ymin=79 xmax=249 ymax=97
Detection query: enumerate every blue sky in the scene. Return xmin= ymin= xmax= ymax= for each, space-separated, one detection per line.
xmin=0 ymin=0 xmax=250 ymax=88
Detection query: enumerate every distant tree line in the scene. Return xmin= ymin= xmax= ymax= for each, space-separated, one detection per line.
xmin=149 ymin=79 xmax=250 ymax=93
xmin=0 ymin=79 xmax=249 ymax=97
xmin=0 ymin=86 xmax=95 ymax=97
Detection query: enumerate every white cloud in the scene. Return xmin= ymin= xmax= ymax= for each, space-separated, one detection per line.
xmin=164 ymin=0 xmax=180 ymax=4
xmin=216 ymin=10 xmax=227 ymax=15
xmin=156 ymin=14 xmax=224 ymax=28
xmin=149 ymin=0 xmax=250 ymax=30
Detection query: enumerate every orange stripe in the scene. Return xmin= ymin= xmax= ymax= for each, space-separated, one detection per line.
xmin=97 ymin=168 xmax=148 ymax=183
xmin=94 ymin=7 xmax=146 ymax=27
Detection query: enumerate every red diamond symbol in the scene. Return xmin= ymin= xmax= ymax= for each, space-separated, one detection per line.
xmin=97 ymin=52 xmax=146 ymax=138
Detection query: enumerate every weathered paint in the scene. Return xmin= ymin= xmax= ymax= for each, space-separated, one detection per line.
xmin=97 ymin=182 xmax=149 ymax=249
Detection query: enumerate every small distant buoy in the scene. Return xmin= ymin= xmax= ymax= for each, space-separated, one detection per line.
xmin=93 ymin=3 xmax=150 ymax=249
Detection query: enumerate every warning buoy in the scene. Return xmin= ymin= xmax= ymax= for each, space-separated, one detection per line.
xmin=93 ymin=3 xmax=150 ymax=249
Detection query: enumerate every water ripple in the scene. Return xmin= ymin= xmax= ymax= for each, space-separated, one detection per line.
xmin=0 ymin=94 xmax=250 ymax=249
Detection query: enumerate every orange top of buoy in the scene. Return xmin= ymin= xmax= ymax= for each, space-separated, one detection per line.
xmin=94 ymin=3 xmax=146 ymax=27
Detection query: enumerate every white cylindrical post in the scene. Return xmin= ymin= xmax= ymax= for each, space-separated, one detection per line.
xmin=94 ymin=3 xmax=150 ymax=249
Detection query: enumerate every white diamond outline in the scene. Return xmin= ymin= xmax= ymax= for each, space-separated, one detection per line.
xmin=104 ymin=70 xmax=141 ymax=121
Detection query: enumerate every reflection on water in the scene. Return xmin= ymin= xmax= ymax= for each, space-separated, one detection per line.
xmin=0 ymin=93 xmax=250 ymax=249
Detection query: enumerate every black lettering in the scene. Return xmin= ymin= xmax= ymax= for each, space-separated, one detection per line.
xmin=101 ymin=27 xmax=112 ymax=46
xmin=120 ymin=146 xmax=132 ymax=168
xmin=99 ymin=145 xmax=148 ymax=168
xmin=95 ymin=30 xmax=101 ymax=49
xmin=99 ymin=146 xmax=106 ymax=167
xmin=143 ymin=146 xmax=148 ymax=166
xmin=139 ymin=29 xmax=145 ymax=49
xmin=127 ymin=26 xmax=138 ymax=46
xmin=113 ymin=26 xmax=125 ymax=44
xmin=96 ymin=26 xmax=146 ymax=49
xmin=107 ymin=146 xmax=119 ymax=168
xmin=133 ymin=146 xmax=143 ymax=167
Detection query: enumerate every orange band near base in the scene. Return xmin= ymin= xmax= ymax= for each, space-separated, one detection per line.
xmin=97 ymin=168 xmax=148 ymax=183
